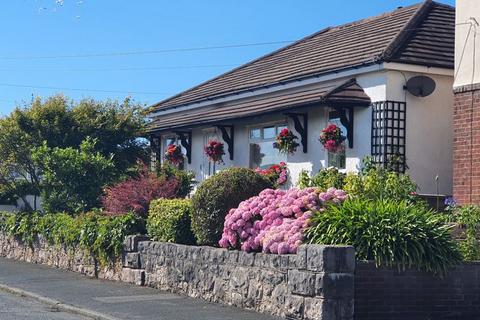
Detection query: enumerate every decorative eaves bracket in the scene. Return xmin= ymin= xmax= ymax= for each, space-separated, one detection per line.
xmin=332 ymin=107 xmax=354 ymax=149
xmin=285 ymin=112 xmax=308 ymax=153
xmin=174 ymin=131 xmax=192 ymax=164
xmin=216 ymin=125 xmax=234 ymax=161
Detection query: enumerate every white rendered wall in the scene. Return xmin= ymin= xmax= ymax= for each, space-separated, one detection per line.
xmin=173 ymin=71 xmax=387 ymax=187
xmin=454 ymin=0 xmax=480 ymax=88
xmin=386 ymin=70 xmax=454 ymax=195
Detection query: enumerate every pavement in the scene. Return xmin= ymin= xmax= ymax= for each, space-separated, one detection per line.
xmin=0 ymin=257 xmax=281 ymax=320
xmin=0 ymin=289 xmax=88 ymax=320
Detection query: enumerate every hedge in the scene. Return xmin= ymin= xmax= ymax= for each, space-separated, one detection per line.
xmin=147 ymin=199 xmax=195 ymax=245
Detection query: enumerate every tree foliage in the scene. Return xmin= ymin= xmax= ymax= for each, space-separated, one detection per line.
xmin=32 ymin=138 xmax=115 ymax=214
xmin=0 ymin=95 xmax=146 ymax=211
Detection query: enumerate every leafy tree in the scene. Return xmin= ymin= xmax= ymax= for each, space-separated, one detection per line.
xmin=32 ymin=138 xmax=115 ymax=214
xmin=0 ymin=95 xmax=146 ymax=211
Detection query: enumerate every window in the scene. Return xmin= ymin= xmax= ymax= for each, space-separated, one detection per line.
xmin=161 ymin=135 xmax=185 ymax=169
xmin=249 ymin=124 xmax=287 ymax=169
xmin=327 ymin=111 xmax=346 ymax=169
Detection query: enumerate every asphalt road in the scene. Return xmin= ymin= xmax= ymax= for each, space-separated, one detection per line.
xmin=0 ymin=257 xmax=281 ymax=320
xmin=0 ymin=290 xmax=88 ymax=320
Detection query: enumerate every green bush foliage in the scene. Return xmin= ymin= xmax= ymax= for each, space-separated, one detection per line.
xmin=454 ymin=205 xmax=480 ymax=261
xmin=306 ymin=199 xmax=462 ymax=275
xmin=0 ymin=96 xmax=146 ymax=211
xmin=0 ymin=211 xmax=144 ymax=264
xmin=157 ymin=164 xmax=196 ymax=198
xmin=298 ymin=168 xmax=346 ymax=190
xmin=32 ymin=138 xmax=115 ymax=214
xmin=191 ymin=167 xmax=273 ymax=246
xmin=147 ymin=199 xmax=195 ymax=244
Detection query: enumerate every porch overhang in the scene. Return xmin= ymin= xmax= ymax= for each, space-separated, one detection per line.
xmin=147 ymin=79 xmax=371 ymax=134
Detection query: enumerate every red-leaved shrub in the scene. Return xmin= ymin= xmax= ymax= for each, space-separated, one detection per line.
xmin=102 ymin=165 xmax=179 ymax=217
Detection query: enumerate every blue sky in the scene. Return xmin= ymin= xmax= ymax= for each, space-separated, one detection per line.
xmin=0 ymin=0 xmax=455 ymax=115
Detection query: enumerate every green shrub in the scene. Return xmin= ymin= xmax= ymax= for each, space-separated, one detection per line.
xmin=157 ymin=163 xmax=196 ymax=198
xmin=32 ymin=138 xmax=115 ymax=214
xmin=147 ymin=199 xmax=195 ymax=244
xmin=454 ymin=205 xmax=480 ymax=261
xmin=191 ymin=167 xmax=273 ymax=246
xmin=298 ymin=168 xmax=346 ymax=190
xmin=343 ymin=168 xmax=418 ymax=202
xmin=0 ymin=211 xmax=144 ymax=265
xmin=306 ymin=199 xmax=461 ymax=275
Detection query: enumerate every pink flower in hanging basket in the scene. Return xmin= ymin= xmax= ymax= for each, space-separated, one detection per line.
xmin=319 ymin=124 xmax=346 ymax=153
xmin=204 ymin=140 xmax=225 ymax=164
xmin=273 ymin=129 xmax=299 ymax=154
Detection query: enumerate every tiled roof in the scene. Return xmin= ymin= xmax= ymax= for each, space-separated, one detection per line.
xmin=149 ymin=79 xmax=371 ymax=131
xmin=149 ymin=0 xmax=454 ymax=114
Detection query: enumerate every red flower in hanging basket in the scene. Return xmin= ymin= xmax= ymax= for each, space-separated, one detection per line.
xmin=273 ymin=128 xmax=299 ymax=154
xmin=164 ymin=144 xmax=184 ymax=166
xmin=204 ymin=140 xmax=225 ymax=164
xmin=319 ymin=124 xmax=346 ymax=153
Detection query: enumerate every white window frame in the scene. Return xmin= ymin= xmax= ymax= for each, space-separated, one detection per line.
xmin=248 ymin=121 xmax=288 ymax=169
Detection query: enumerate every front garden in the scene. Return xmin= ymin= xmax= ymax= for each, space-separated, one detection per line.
xmin=0 ymin=96 xmax=479 ymax=277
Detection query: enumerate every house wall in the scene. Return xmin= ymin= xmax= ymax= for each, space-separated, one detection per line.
xmin=453 ymin=0 xmax=480 ymax=204
xmin=162 ymin=66 xmax=453 ymax=195
xmin=454 ymin=0 xmax=480 ymax=88
xmin=386 ymin=70 xmax=454 ymax=195
xmin=178 ymin=71 xmax=387 ymax=187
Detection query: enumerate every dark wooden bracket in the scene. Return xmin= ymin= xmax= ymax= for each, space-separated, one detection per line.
xmin=174 ymin=131 xmax=192 ymax=164
xmin=216 ymin=125 xmax=234 ymax=161
xmin=285 ymin=112 xmax=308 ymax=153
xmin=333 ymin=107 xmax=354 ymax=149
xmin=149 ymin=135 xmax=161 ymax=168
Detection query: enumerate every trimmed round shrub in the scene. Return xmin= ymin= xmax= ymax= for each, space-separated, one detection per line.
xmin=147 ymin=199 xmax=195 ymax=245
xmin=306 ymin=199 xmax=462 ymax=275
xmin=191 ymin=167 xmax=273 ymax=246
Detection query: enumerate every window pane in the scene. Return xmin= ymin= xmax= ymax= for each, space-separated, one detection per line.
xmin=250 ymin=141 xmax=286 ymax=169
xmin=276 ymin=124 xmax=288 ymax=134
xmin=250 ymin=128 xmax=261 ymax=139
xmin=263 ymin=126 xmax=276 ymax=139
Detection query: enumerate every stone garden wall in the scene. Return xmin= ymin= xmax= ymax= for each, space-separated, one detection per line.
xmin=0 ymin=233 xmax=355 ymax=320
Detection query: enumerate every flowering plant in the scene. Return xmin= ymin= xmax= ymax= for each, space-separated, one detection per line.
xmin=164 ymin=144 xmax=184 ymax=166
xmin=273 ymin=128 xmax=299 ymax=154
xmin=255 ymin=162 xmax=288 ymax=186
xmin=219 ymin=187 xmax=347 ymax=254
xmin=319 ymin=124 xmax=346 ymax=153
xmin=204 ymin=140 xmax=225 ymax=164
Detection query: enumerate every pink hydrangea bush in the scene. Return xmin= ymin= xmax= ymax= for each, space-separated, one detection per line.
xmin=219 ymin=187 xmax=347 ymax=254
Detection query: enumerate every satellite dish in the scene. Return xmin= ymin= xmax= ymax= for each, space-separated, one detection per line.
xmin=405 ymin=76 xmax=436 ymax=97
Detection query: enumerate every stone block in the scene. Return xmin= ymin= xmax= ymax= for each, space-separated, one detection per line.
xmin=122 ymin=252 xmax=140 ymax=269
xmin=254 ymin=253 xmax=289 ymax=270
xmin=238 ymin=251 xmax=256 ymax=266
xmin=290 ymin=246 xmax=307 ymax=269
xmin=121 ymin=268 xmax=145 ymax=286
xmin=306 ymin=245 xmax=355 ymax=273
xmin=317 ymin=273 xmax=354 ymax=299
xmin=288 ymin=269 xmax=316 ymax=296
xmin=304 ymin=297 xmax=325 ymax=320
xmin=284 ymin=295 xmax=304 ymax=319
xmin=123 ymin=235 xmax=149 ymax=252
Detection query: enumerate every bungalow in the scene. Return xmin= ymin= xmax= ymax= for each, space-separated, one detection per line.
xmin=147 ymin=0 xmax=455 ymax=195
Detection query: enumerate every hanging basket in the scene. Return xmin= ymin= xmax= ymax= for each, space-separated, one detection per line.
xmin=319 ymin=124 xmax=346 ymax=153
xmin=164 ymin=144 xmax=184 ymax=166
xmin=273 ymin=128 xmax=299 ymax=155
xmin=204 ymin=140 xmax=225 ymax=164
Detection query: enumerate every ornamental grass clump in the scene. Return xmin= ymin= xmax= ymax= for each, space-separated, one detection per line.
xmin=219 ymin=187 xmax=347 ymax=254
xmin=306 ymin=199 xmax=462 ymax=275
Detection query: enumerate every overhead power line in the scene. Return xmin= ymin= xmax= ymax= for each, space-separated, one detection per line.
xmin=0 ymin=64 xmax=238 ymax=73
xmin=0 ymin=40 xmax=295 ymax=60
xmin=0 ymin=83 xmax=167 ymax=95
